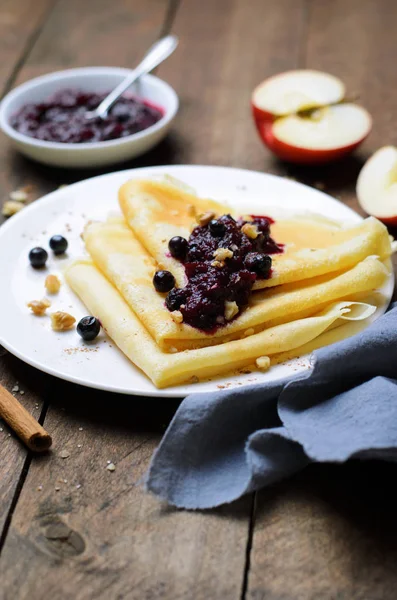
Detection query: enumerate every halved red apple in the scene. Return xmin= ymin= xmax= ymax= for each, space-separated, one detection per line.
xmin=252 ymin=70 xmax=372 ymax=164
xmin=357 ymin=146 xmax=397 ymax=225
xmin=252 ymin=70 xmax=345 ymax=122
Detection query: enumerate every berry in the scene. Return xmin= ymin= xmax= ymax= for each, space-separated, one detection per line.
xmin=29 ymin=247 xmax=48 ymax=268
xmin=77 ymin=316 xmax=101 ymax=341
xmin=244 ymin=252 xmax=272 ymax=276
xmin=209 ymin=219 xmax=226 ymax=237
xmin=168 ymin=236 xmax=188 ymax=260
xmin=165 ymin=288 xmax=186 ymax=312
xmin=153 ymin=270 xmax=175 ymax=293
xmin=49 ymin=235 xmax=68 ymax=255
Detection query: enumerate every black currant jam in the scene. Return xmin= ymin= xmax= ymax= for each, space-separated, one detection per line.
xmin=166 ymin=214 xmax=284 ymax=331
xmin=10 ymin=89 xmax=164 ymax=143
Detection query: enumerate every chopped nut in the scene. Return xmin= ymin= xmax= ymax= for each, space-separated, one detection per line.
xmin=196 ymin=211 xmax=215 ymax=227
xmin=256 ymin=356 xmax=271 ymax=371
xmin=190 ymin=375 xmax=199 ymax=384
xmin=187 ymin=204 xmax=196 ymax=216
xmin=12 ymin=385 xmax=19 ymax=393
xmin=170 ymin=310 xmax=183 ymax=324
xmin=213 ymin=247 xmax=233 ymax=261
xmin=51 ymin=311 xmax=76 ymax=331
xmin=59 ymin=450 xmax=70 ymax=459
xmin=168 ymin=347 xmax=178 ymax=354
xmin=106 ymin=462 xmax=116 ymax=472
xmin=241 ymin=223 xmax=259 ymax=239
xmin=45 ymin=274 xmax=61 ymax=294
xmin=27 ymin=298 xmax=51 ymax=316
xmin=225 ymin=300 xmax=239 ymax=321
xmin=2 ymin=200 xmax=24 ymax=217
xmin=211 ymin=260 xmax=224 ymax=268
xmin=10 ymin=190 xmax=28 ymax=202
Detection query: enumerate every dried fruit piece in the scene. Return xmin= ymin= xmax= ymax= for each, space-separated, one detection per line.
xmin=27 ymin=298 xmax=51 ymax=316
xmin=45 ymin=274 xmax=61 ymax=294
xmin=51 ymin=311 xmax=76 ymax=331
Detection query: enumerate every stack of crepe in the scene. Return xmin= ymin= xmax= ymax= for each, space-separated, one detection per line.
xmin=65 ymin=178 xmax=393 ymax=388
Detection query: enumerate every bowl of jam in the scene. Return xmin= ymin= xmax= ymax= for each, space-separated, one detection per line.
xmin=0 ymin=67 xmax=179 ymax=168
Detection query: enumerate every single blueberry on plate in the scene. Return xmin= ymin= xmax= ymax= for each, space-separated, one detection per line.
xmin=153 ymin=270 xmax=175 ymax=293
xmin=29 ymin=247 xmax=48 ymax=268
xmin=49 ymin=234 xmax=68 ymax=255
xmin=77 ymin=316 xmax=101 ymax=341
xmin=168 ymin=236 xmax=188 ymax=259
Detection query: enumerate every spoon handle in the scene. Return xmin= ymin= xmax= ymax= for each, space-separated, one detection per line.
xmin=93 ymin=34 xmax=178 ymax=119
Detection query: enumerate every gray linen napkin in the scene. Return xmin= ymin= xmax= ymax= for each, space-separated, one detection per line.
xmin=146 ymin=304 xmax=397 ymax=509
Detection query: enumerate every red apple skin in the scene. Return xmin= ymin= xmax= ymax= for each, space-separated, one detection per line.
xmin=251 ymin=101 xmax=371 ymax=165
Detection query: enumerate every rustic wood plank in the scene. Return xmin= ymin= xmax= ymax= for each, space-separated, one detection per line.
xmin=248 ymin=2 xmax=397 ymax=598
xmin=0 ymin=0 xmax=55 ymax=538
xmin=0 ymin=0 xmax=307 ymax=597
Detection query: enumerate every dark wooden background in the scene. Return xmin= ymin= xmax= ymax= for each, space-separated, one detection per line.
xmin=1 ymin=1 xmax=397 ymax=598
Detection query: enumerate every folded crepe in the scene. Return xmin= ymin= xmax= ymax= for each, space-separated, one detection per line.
xmin=83 ymin=217 xmax=389 ymax=351
xmin=65 ymin=259 xmax=376 ymax=388
xmin=118 ymin=179 xmax=392 ymax=290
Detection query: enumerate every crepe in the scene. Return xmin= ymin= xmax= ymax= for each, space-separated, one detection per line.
xmin=118 ymin=179 xmax=393 ymax=290
xmin=83 ymin=217 xmax=389 ymax=351
xmin=65 ymin=259 xmax=376 ymax=388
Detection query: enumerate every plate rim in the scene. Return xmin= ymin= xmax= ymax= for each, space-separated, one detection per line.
xmin=0 ymin=164 xmax=391 ymax=397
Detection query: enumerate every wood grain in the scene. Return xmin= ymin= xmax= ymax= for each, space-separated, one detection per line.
xmin=0 ymin=1 xmax=255 ymax=598
xmin=247 ymin=2 xmax=397 ymax=598
xmin=0 ymin=0 xmax=54 ymax=540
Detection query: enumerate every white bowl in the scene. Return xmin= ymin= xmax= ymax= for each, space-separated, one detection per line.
xmin=0 ymin=67 xmax=179 ymax=168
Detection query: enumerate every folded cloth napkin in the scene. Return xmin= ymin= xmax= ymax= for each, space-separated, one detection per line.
xmin=146 ymin=304 xmax=397 ymax=509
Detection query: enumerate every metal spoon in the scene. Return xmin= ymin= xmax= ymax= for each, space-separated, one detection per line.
xmin=85 ymin=34 xmax=178 ymax=120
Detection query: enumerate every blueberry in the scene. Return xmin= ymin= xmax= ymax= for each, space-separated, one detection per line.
xmin=209 ymin=219 xmax=226 ymax=237
xmin=153 ymin=270 xmax=175 ymax=293
xmin=168 ymin=236 xmax=188 ymax=260
xmin=77 ymin=316 xmax=101 ymax=341
xmin=49 ymin=235 xmax=68 ymax=255
xmin=244 ymin=253 xmax=272 ymax=276
xmin=29 ymin=247 xmax=48 ymax=268
xmin=166 ymin=288 xmax=186 ymax=312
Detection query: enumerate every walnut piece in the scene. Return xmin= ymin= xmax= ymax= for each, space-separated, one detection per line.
xmin=2 ymin=201 xmax=24 ymax=217
xmin=170 ymin=310 xmax=184 ymax=324
xmin=225 ymin=300 xmax=239 ymax=321
xmin=196 ymin=211 xmax=215 ymax=227
xmin=211 ymin=260 xmax=224 ymax=269
xmin=51 ymin=311 xmax=76 ymax=331
xmin=213 ymin=247 xmax=233 ymax=262
xmin=45 ymin=274 xmax=61 ymax=294
xmin=27 ymin=298 xmax=51 ymax=316
xmin=241 ymin=223 xmax=259 ymax=239
xmin=256 ymin=356 xmax=270 ymax=371
xmin=10 ymin=190 xmax=28 ymax=202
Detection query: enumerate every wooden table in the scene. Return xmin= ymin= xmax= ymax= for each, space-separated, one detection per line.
xmin=1 ymin=1 xmax=397 ymax=598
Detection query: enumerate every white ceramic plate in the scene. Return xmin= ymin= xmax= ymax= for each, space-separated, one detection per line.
xmin=0 ymin=165 xmax=393 ymax=397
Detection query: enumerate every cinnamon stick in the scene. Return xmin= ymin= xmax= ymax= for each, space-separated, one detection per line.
xmin=0 ymin=384 xmax=52 ymax=452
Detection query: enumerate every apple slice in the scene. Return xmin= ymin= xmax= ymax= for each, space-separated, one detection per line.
xmin=257 ymin=104 xmax=372 ymax=164
xmin=252 ymin=70 xmax=345 ymax=122
xmin=357 ymin=146 xmax=397 ymax=225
